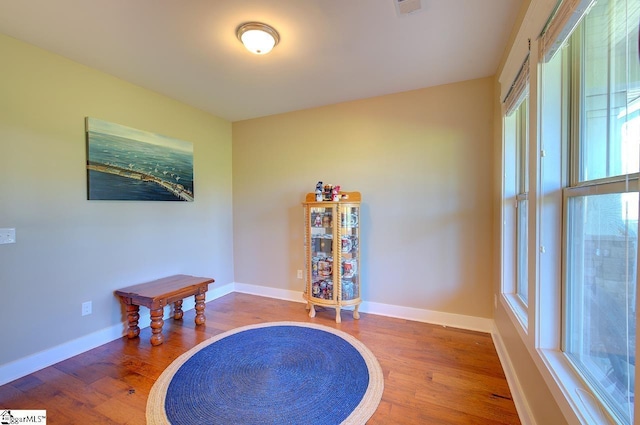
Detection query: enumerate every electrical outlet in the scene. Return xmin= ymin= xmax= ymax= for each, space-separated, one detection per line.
xmin=297 ymin=270 xmax=303 ymax=279
xmin=0 ymin=228 xmax=16 ymax=244
xmin=82 ymin=301 xmax=92 ymax=316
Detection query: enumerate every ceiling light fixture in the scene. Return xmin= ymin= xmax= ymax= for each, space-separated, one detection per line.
xmin=236 ymin=22 xmax=280 ymax=55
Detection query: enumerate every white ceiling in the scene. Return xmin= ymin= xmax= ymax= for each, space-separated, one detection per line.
xmin=0 ymin=0 xmax=522 ymax=122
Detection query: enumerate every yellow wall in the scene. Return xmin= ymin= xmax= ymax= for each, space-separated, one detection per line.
xmin=232 ymin=77 xmax=496 ymax=318
xmin=0 ymin=33 xmax=234 ymax=366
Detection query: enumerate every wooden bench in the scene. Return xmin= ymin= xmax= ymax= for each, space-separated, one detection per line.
xmin=115 ymin=274 xmax=215 ymax=346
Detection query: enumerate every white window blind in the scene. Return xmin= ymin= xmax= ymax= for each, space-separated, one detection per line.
xmin=503 ymin=55 xmax=530 ymax=117
xmin=538 ymin=0 xmax=595 ymax=62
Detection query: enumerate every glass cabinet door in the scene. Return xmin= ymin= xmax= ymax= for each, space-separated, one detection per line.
xmin=340 ymin=204 xmax=359 ymax=301
xmin=309 ymin=206 xmax=335 ymax=301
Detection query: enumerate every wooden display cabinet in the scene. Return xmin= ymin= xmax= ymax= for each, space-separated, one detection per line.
xmin=302 ymin=191 xmax=361 ymax=323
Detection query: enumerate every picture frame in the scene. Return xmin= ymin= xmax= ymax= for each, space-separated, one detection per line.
xmin=85 ymin=117 xmax=194 ymax=201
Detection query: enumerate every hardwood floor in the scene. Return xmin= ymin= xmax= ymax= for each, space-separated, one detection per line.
xmin=0 ymin=293 xmax=521 ymax=424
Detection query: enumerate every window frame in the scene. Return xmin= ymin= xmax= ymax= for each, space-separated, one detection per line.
xmin=503 ymin=92 xmax=531 ymax=330
xmin=516 ymin=99 xmax=530 ymax=306
xmin=499 ymin=0 xmax=640 ymax=423
xmin=561 ymin=178 xmax=639 ymax=423
xmin=558 ymin=11 xmax=640 ymax=420
xmin=547 ymin=0 xmax=638 ymax=422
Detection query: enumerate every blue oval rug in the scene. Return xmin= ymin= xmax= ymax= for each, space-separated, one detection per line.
xmin=146 ymin=321 xmax=384 ymax=425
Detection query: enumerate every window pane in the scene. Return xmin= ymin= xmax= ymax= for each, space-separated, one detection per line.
xmin=579 ymin=0 xmax=640 ymax=182
xmin=515 ymin=98 xmax=529 ymax=306
xmin=566 ymin=192 xmax=637 ymax=423
xmin=517 ymin=99 xmax=529 ymax=193
xmin=504 ymin=94 xmax=529 ymax=313
xmin=517 ymin=198 xmax=528 ymax=303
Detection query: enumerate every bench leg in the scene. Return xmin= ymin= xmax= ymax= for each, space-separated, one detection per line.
xmin=125 ymin=304 xmax=140 ymax=339
xmin=194 ymin=293 xmax=206 ymax=325
xmin=174 ymin=300 xmax=184 ymax=320
xmin=150 ymin=308 xmax=165 ymax=346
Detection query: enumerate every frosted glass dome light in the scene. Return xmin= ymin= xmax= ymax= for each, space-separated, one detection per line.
xmin=237 ymin=22 xmax=280 ymax=55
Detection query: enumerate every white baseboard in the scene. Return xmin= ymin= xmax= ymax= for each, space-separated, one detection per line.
xmin=233 ymin=282 xmax=307 ymax=304
xmin=0 ymin=282 xmax=235 ymax=387
xmin=234 ymin=282 xmax=494 ymax=333
xmin=0 ymin=323 xmax=126 ymax=387
xmin=0 ymin=282 xmax=494 ymax=386
xmin=206 ymin=282 xmax=236 ymax=302
xmin=359 ymin=299 xmax=494 ymax=333
xmin=491 ymin=324 xmax=536 ymax=425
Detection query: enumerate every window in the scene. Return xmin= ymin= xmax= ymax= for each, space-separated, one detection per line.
xmin=503 ymin=94 xmax=530 ymax=325
xmin=507 ymin=96 xmax=529 ymax=306
xmin=565 ymin=189 xmax=637 ymax=423
xmin=544 ymin=0 xmax=640 ymax=422
xmin=503 ymin=56 xmax=531 ymax=327
xmin=515 ymin=100 xmax=529 ymax=305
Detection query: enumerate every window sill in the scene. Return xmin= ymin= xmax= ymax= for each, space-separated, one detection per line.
xmin=537 ymin=349 xmax=617 ymax=424
xmin=498 ymin=297 xmax=620 ymax=425
xmin=503 ymin=292 xmax=528 ymax=332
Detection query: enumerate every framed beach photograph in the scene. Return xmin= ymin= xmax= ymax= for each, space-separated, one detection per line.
xmin=86 ymin=117 xmax=194 ymax=201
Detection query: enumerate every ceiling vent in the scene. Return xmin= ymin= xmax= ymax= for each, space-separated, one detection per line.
xmin=394 ymin=0 xmax=423 ymax=16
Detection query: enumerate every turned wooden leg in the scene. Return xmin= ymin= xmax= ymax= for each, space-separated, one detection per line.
xmin=309 ymin=304 xmax=316 ymax=318
xmin=353 ymin=304 xmax=360 ymax=320
xmin=150 ymin=308 xmax=165 ymax=346
xmin=125 ymin=304 xmax=140 ymax=339
xmin=173 ymin=300 xmax=184 ymax=320
xmin=194 ymin=293 xmax=206 ymax=325
xmin=335 ymin=307 xmax=342 ymax=324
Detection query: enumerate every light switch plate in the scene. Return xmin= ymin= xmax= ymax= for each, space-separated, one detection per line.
xmin=395 ymin=0 xmax=422 ymax=16
xmin=0 ymin=228 xmax=16 ymax=244
xmin=82 ymin=301 xmax=92 ymax=316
